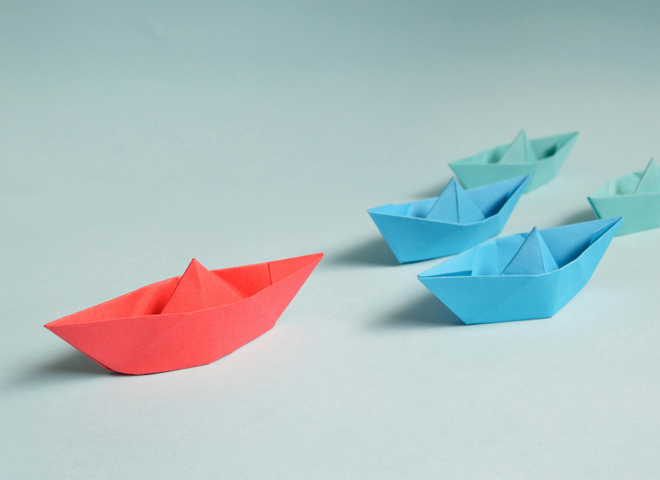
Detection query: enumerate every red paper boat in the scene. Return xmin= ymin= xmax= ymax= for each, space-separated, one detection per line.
xmin=45 ymin=253 xmax=323 ymax=374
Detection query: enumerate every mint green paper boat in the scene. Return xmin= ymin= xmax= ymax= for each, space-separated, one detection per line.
xmin=449 ymin=130 xmax=579 ymax=193
xmin=588 ymin=158 xmax=660 ymax=236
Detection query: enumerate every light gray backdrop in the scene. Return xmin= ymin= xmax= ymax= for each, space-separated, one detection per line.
xmin=2 ymin=1 xmax=660 ymax=478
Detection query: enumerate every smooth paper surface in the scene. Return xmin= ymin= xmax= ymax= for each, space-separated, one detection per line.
xmin=368 ymin=175 xmax=530 ymax=263
xmin=418 ymin=218 xmax=623 ymax=324
xmin=589 ymin=158 xmax=660 ymax=235
xmin=44 ymin=253 xmax=323 ymax=374
xmin=449 ymin=130 xmax=579 ymax=192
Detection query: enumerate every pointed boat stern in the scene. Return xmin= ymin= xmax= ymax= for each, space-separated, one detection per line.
xmin=267 ymin=253 xmax=324 ymax=283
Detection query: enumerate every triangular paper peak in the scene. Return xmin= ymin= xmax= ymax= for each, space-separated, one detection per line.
xmin=426 ymin=178 xmax=485 ymax=223
xmin=502 ymin=227 xmax=558 ymax=276
xmin=634 ymin=158 xmax=660 ymax=194
xmin=498 ymin=130 xmax=538 ymax=165
xmin=161 ymin=259 xmax=244 ymax=314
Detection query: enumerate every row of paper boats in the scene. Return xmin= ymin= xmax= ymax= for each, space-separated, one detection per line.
xmin=45 ymin=130 xmax=660 ymax=375
xmin=370 ymin=129 xmax=660 ymax=264
xmin=368 ymin=130 xmax=659 ymax=326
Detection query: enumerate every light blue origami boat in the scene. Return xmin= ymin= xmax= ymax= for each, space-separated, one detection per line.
xmin=418 ymin=217 xmax=623 ymax=324
xmin=449 ymin=130 xmax=579 ymax=192
xmin=588 ymin=158 xmax=660 ymax=236
xmin=368 ymin=175 xmax=530 ymax=264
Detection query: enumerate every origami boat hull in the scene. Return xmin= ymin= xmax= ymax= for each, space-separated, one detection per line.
xmin=368 ymin=175 xmax=529 ymax=263
xmin=418 ymin=218 xmax=622 ymax=324
xmin=449 ymin=132 xmax=578 ymax=192
xmin=589 ymin=170 xmax=660 ymax=236
xmin=45 ymin=253 xmax=323 ymax=374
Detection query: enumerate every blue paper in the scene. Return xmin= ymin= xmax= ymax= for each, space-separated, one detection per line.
xmin=368 ymin=175 xmax=530 ymax=263
xmin=418 ymin=217 xmax=623 ymax=324
xmin=501 ymin=227 xmax=558 ymax=275
xmin=426 ymin=178 xmax=485 ymax=223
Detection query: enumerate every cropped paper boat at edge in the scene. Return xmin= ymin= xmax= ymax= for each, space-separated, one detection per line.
xmin=588 ymin=158 xmax=660 ymax=236
xmin=368 ymin=175 xmax=530 ymax=263
xmin=45 ymin=253 xmax=323 ymax=374
xmin=418 ymin=218 xmax=622 ymax=324
xmin=449 ymin=130 xmax=579 ymax=192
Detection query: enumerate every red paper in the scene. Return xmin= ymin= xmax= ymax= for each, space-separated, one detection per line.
xmin=161 ymin=259 xmax=244 ymax=314
xmin=45 ymin=253 xmax=323 ymax=374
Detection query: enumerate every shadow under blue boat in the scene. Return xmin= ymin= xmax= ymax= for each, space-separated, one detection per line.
xmin=325 ymin=237 xmax=399 ymax=267
xmin=372 ymin=293 xmax=464 ymax=329
xmin=551 ymin=207 xmax=598 ymax=227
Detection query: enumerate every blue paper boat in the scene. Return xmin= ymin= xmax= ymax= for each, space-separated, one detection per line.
xmin=368 ymin=175 xmax=530 ymax=263
xmin=449 ymin=130 xmax=579 ymax=193
xmin=418 ymin=217 xmax=623 ymax=324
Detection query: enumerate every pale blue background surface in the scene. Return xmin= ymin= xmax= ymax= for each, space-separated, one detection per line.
xmin=2 ymin=1 xmax=660 ymax=478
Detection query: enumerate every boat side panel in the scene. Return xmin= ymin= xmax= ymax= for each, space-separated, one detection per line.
xmin=369 ymin=212 xmax=501 ymax=263
xmin=419 ymin=273 xmax=560 ymax=324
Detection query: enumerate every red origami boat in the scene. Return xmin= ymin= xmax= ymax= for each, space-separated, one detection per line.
xmin=45 ymin=253 xmax=323 ymax=374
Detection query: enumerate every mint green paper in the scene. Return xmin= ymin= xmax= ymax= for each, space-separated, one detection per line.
xmin=588 ymin=158 xmax=660 ymax=236
xmin=449 ymin=130 xmax=579 ymax=193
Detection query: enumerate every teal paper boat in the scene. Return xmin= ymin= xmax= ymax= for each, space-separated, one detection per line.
xmin=368 ymin=175 xmax=530 ymax=264
xmin=418 ymin=217 xmax=623 ymax=324
xmin=588 ymin=158 xmax=660 ymax=236
xmin=449 ymin=130 xmax=579 ymax=193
